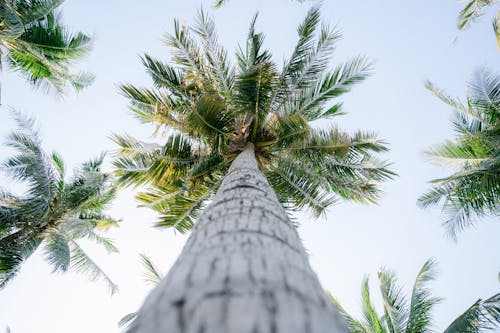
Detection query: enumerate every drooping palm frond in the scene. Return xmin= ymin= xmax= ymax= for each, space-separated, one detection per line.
xmin=0 ymin=112 xmax=119 ymax=291
xmin=115 ymin=7 xmax=394 ymax=233
xmin=444 ymin=293 xmax=500 ymax=332
xmin=69 ymin=240 xmax=118 ymax=294
xmin=0 ymin=0 xmax=93 ymax=95
xmin=420 ymin=69 xmax=500 ymax=237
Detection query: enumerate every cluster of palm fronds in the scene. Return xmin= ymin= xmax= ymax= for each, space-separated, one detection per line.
xmin=0 ymin=0 xmax=93 ymax=94
xmin=331 ymin=259 xmax=500 ymax=333
xmin=114 ymin=7 xmax=394 ymax=233
xmin=0 ymin=113 xmax=118 ymax=292
xmin=419 ymin=69 xmax=499 ymax=238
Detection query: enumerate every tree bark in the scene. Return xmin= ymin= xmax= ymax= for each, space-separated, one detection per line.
xmin=128 ymin=142 xmax=348 ymax=333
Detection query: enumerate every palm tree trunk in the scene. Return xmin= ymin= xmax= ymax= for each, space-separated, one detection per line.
xmin=129 ymin=142 xmax=348 ymax=333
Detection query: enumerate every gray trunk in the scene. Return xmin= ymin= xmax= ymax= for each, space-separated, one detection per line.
xmin=128 ymin=143 xmax=348 ymax=333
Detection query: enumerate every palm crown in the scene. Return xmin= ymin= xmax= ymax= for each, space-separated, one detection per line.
xmin=0 ymin=0 xmax=93 ymax=94
xmin=419 ymin=68 xmax=499 ymax=238
xmin=0 ymin=113 xmax=118 ymax=293
xmin=114 ymin=7 xmax=394 ymax=233
xmin=331 ymin=259 xmax=500 ymax=333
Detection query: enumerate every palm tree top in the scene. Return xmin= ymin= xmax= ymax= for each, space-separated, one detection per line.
xmin=0 ymin=0 xmax=93 ymax=94
xmin=114 ymin=7 xmax=395 ymax=233
xmin=332 ymin=259 xmax=500 ymax=333
xmin=419 ymin=68 xmax=499 ymax=238
xmin=0 ymin=112 xmax=119 ymax=292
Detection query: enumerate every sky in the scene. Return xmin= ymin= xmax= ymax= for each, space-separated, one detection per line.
xmin=0 ymin=0 xmax=499 ymax=332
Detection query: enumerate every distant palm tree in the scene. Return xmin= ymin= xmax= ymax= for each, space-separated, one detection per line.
xmin=0 ymin=0 xmax=93 ymax=98
xmin=115 ymin=7 xmax=394 ymax=332
xmin=0 ymin=113 xmax=118 ymax=293
xmin=456 ymin=0 xmax=500 ymax=52
xmin=419 ymin=68 xmax=499 ymax=238
xmin=331 ymin=259 xmax=500 ymax=333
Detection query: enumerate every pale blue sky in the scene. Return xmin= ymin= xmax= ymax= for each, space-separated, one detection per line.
xmin=0 ymin=1 xmax=499 ymax=332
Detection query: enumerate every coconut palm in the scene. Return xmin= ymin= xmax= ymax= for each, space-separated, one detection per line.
xmin=456 ymin=0 xmax=500 ymax=51
xmin=115 ymin=7 xmax=394 ymax=332
xmin=419 ymin=69 xmax=499 ymax=238
xmin=331 ymin=259 xmax=500 ymax=333
xmin=0 ymin=113 xmax=118 ymax=293
xmin=0 ymin=0 xmax=93 ymax=97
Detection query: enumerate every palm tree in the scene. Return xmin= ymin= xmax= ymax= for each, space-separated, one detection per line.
xmin=331 ymin=259 xmax=500 ymax=333
xmin=455 ymin=0 xmax=500 ymax=52
xmin=419 ymin=68 xmax=499 ymax=238
xmin=0 ymin=0 xmax=93 ymax=98
xmin=0 ymin=113 xmax=118 ymax=293
xmin=115 ymin=7 xmax=394 ymax=332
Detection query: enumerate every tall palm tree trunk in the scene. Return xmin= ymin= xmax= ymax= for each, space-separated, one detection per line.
xmin=129 ymin=143 xmax=348 ymax=333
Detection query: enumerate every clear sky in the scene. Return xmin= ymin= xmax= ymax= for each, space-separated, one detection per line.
xmin=0 ymin=0 xmax=499 ymax=332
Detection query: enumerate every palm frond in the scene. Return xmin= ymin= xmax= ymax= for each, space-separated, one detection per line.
xmin=118 ymin=312 xmax=137 ymax=328
xmin=493 ymin=14 xmax=500 ymax=52
xmin=266 ymin=157 xmax=336 ymax=217
xmin=43 ymin=230 xmax=70 ymax=272
xmin=140 ymin=254 xmax=163 ymax=285
xmin=69 ymin=240 xmax=118 ymax=295
xmin=457 ymin=0 xmax=496 ymax=30
xmin=378 ymin=268 xmax=409 ymax=333
xmin=283 ymin=56 xmax=371 ymax=121
xmin=235 ymin=13 xmax=272 ymax=72
xmin=6 ymin=11 xmax=93 ymax=93
xmin=137 ymin=184 xmax=213 ymax=233
xmin=444 ymin=293 xmax=500 ymax=333
xmin=327 ymin=292 xmax=369 ymax=333
xmin=0 ymin=232 xmax=41 ymax=289
xmin=192 ymin=9 xmax=234 ymax=98
xmin=405 ymin=258 xmax=442 ymax=333
xmin=360 ymin=277 xmax=386 ymax=333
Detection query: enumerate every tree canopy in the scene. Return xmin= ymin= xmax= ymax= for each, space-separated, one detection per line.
xmin=114 ymin=7 xmax=395 ymax=233
xmin=331 ymin=259 xmax=500 ymax=333
xmin=0 ymin=0 xmax=93 ymax=95
xmin=0 ymin=113 xmax=118 ymax=293
xmin=419 ymin=68 xmax=500 ymax=238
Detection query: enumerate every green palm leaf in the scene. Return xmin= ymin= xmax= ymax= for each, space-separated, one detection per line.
xmin=405 ymin=259 xmax=442 ymax=333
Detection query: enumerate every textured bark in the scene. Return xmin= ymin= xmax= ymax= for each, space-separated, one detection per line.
xmin=129 ymin=143 xmax=349 ymax=333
